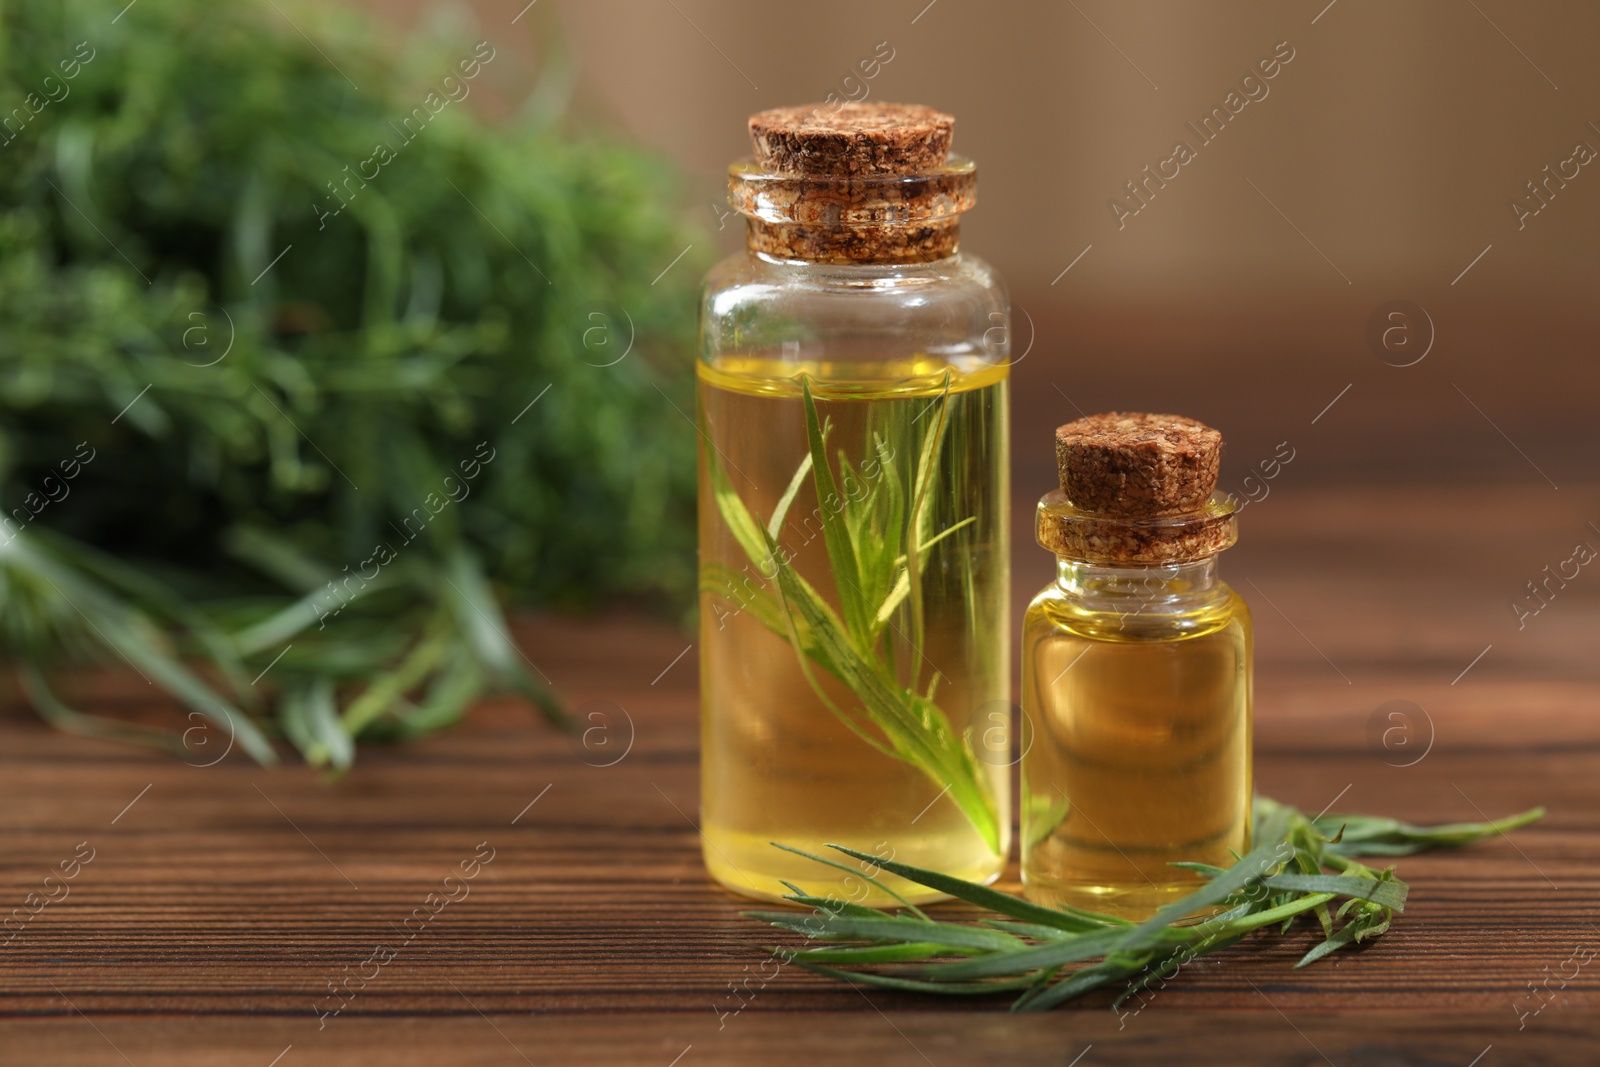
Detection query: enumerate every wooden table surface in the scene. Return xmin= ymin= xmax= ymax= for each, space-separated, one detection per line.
xmin=2 ymin=482 xmax=1597 ymax=1065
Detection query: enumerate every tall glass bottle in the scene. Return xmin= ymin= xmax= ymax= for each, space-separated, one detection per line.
xmin=697 ymin=104 xmax=1011 ymax=905
xmin=1021 ymin=413 xmax=1252 ymax=920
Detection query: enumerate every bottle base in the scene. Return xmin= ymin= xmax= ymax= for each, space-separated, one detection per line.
xmin=1021 ymin=875 xmax=1220 ymax=924
xmin=702 ymin=831 xmax=1004 ymax=908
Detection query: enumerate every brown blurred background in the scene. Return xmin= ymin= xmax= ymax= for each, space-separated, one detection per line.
xmin=362 ymin=0 xmax=1599 ymax=471
xmin=365 ymin=0 xmax=1598 ymax=699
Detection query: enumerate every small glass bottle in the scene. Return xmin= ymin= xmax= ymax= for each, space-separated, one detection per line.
xmin=697 ymin=104 xmax=1011 ymax=904
xmin=1021 ymin=413 xmax=1252 ymax=920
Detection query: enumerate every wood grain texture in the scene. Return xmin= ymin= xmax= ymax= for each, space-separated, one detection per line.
xmin=1 ymin=484 xmax=1596 ymax=1065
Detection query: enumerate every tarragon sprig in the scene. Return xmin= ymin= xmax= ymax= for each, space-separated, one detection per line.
xmin=702 ymin=375 xmax=1000 ymax=853
xmin=745 ymin=796 xmax=1543 ymax=1011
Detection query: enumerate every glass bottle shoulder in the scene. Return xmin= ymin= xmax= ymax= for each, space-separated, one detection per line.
xmin=1024 ymin=576 xmax=1251 ymax=644
xmin=699 ymin=250 xmax=1010 ymax=394
xmin=702 ymin=248 xmax=1006 ymax=302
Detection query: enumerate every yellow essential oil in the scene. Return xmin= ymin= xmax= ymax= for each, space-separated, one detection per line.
xmin=1021 ymin=413 xmax=1252 ymax=920
xmin=698 ymin=357 xmax=1010 ymax=905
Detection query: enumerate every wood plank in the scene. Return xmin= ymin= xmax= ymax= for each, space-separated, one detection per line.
xmin=0 ymin=1011 xmax=1597 ymax=1067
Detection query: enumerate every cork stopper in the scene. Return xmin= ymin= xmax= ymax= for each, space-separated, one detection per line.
xmin=732 ymin=103 xmax=973 ymax=264
xmin=749 ymin=103 xmax=955 ymax=177
xmin=1055 ymin=413 xmax=1222 ymax=518
xmin=1039 ymin=413 xmax=1235 ymax=565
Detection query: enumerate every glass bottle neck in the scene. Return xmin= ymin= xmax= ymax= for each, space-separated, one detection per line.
xmin=1055 ymin=556 xmax=1222 ymax=615
xmin=744 ymin=219 xmax=960 ymax=264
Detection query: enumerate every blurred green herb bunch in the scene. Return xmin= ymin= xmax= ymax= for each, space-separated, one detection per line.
xmin=0 ymin=1 xmax=702 ymax=766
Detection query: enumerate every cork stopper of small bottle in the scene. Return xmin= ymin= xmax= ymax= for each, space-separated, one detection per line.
xmin=1039 ymin=413 xmax=1236 ymax=564
xmin=732 ymin=103 xmax=973 ymax=264
xmin=1055 ymin=413 xmax=1222 ymax=517
xmin=748 ymin=103 xmax=955 ymax=177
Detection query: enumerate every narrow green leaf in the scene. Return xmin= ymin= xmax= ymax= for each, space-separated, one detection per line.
xmin=917 ymin=928 xmax=1132 ymax=982
xmin=1169 ymin=861 xmax=1229 ymax=877
xmin=799 ymin=377 xmax=868 ymax=638
xmin=748 ymin=911 xmax=1024 ymax=953
xmin=705 ymin=423 xmax=772 ymax=566
xmin=438 ymin=547 xmax=566 ymax=728
xmin=279 ymin=682 xmax=318 ymax=765
xmin=232 ymin=577 xmax=388 ymax=656
xmin=340 ymin=608 xmax=454 ymax=733
xmin=1316 ymin=808 xmax=1545 ymax=857
xmin=395 ymin=645 xmax=484 ymax=735
xmin=222 ymin=524 xmax=335 ymax=593
xmin=303 ymin=676 xmax=353 ymax=771
xmin=3 ymin=537 xmax=278 ymax=765
xmin=767 ymin=451 xmax=814 ymax=541
xmin=18 ymin=664 xmax=187 ymax=755
xmin=789 ymin=943 xmax=978 ymax=964
xmin=767 ymin=894 xmax=882 ymax=920
xmin=30 ymin=528 xmax=254 ymax=700
xmin=825 ymin=843 xmax=1121 ymax=933
xmin=1262 ymin=872 xmax=1407 ymax=912
xmin=700 ymin=563 xmax=834 ymax=676
xmin=796 ymin=962 xmax=1036 ymax=996
xmin=871 ymin=567 xmax=911 ymax=630
xmin=1014 ymin=956 xmax=1147 ymax=1012
xmin=901 ymin=380 xmax=950 ymax=671
xmin=770 ymin=842 xmax=929 ymax=918
xmin=982 ymin=920 xmax=1076 ymax=941
xmin=1122 ymin=839 xmax=1293 ymax=950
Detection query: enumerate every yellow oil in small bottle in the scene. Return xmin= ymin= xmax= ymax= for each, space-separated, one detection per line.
xmin=1021 ymin=564 xmax=1251 ymax=918
xmin=698 ymin=356 xmax=1010 ymax=905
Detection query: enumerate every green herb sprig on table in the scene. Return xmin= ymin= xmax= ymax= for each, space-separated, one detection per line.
xmin=703 ymin=376 xmax=1001 ymax=853
xmin=746 ymin=797 xmax=1544 ymax=1011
